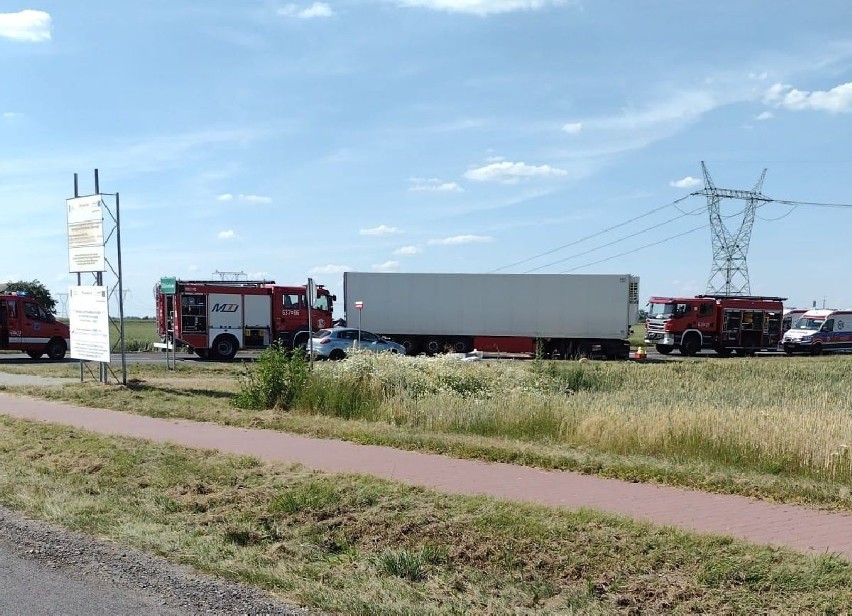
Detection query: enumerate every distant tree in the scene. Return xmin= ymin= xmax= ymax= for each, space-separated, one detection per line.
xmin=5 ymin=280 xmax=57 ymax=313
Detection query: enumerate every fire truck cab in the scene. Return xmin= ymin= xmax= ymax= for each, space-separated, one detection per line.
xmin=0 ymin=292 xmax=69 ymax=360
xmin=644 ymin=294 xmax=784 ymax=356
xmin=155 ymin=280 xmax=335 ymax=360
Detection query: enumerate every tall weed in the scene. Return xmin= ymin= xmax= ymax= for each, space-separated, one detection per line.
xmin=234 ymin=344 xmax=309 ymax=410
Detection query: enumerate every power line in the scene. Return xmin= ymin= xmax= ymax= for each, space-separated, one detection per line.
xmin=524 ymin=203 xmax=706 ymax=273
xmin=770 ymin=199 xmax=852 ymax=209
xmin=489 ymin=193 xmax=697 ymax=273
xmin=563 ymin=206 xmax=753 ymax=273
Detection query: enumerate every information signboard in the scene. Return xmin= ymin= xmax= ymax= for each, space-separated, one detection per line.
xmin=67 ymin=195 xmax=105 ymax=273
xmin=68 ymin=285 xmax=111 ymax=363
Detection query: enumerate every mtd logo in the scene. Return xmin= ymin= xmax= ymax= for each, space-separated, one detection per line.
xmin=211 ymin=303 xmax=240 ymax=313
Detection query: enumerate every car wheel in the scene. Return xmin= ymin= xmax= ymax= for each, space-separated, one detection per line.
xmin=46 ymin=338 xmax=67 ymax=360
xmin=811 ymin=342 xmax=823 ymax=356
xmin=329 ymin=349 xmax=346 ymax=361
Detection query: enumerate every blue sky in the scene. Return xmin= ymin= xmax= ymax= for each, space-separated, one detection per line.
xmin=2 ymin=1 xmax=852 ymax=317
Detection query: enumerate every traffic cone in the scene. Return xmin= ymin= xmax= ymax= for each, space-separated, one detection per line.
xmin=635 ymin=346 xmax=646 ymax=359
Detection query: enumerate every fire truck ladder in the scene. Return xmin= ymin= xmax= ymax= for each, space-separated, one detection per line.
xmin=699 ymin=162 xmax=771 ymax=296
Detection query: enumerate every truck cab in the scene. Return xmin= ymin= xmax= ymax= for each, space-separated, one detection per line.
xmin=0 ymin=293 xmax=69 ymax=359
xmin=782 ymin=309 xmax=852 ymax=355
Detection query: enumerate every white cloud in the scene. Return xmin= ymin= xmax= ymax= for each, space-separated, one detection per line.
xmin=360 ymin=224 xmax=401 ymax=236
xmin=408 ymin=177 xmax=463 ymax=192
xmin=387 ymin=0 xmax=568 ymax=16
xmin=247 ymin=271 xmax=270 ymax=279
xmin=561 ymin=122 xmax=582 ymax=134
xmin=756 ymin=111 xmax=774 ymax=121
xmin=464 ymin=161 xmax=568 ymax=184
xmin=2 ymin=112 xmax=19 ymax=119
xmin=277 ymin=2 xmax=335 ymax=18
xmin=310 ymin=264 xmax=350 ymax=274
xmin=216 ymin=193 xmax=272 ymax=204
xmin=764 ymin=81 xmax=852 ymax=113
xmin=372 ymin=260 xmax=400 ymax=272
xmin=0 ymin=10 xmax=51 ymax=42
xmin=217 ymin=230 xmax=236 ymax=239
xmin=393 ymin=245 xmax=420 ymax=256
xmin=428 ymin=235 xmax=493 ymax=245
xmin=669 ymin=176 xmax=701 ymax=189
xmin=240 ymin=194 xmax=272 ymax=204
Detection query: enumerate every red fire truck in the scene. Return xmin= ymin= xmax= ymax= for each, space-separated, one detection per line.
xmin=0 ymin=292 xmax=69 ymax=360
xmin=154 ymin=280 xmax=335 ymax=360
xmin=644 ymin=294 xmax=785 ymax=356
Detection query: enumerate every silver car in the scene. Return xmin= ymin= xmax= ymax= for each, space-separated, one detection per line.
xmin=307 ymin=327 xmax=406 ymax=360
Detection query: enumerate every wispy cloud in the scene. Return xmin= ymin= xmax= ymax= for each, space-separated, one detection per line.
xmin=2 ymin=112 xmax=19 ymax=119
xmin=360 ymin=224 xmax=401 ymax=236
xmin=0 ymin=10 xmax=51 ymax=42
xmin=428 ymin=235 xmax=493 ymax=245
xmin=464 ymin=161 xmax=567 ymax=184
xmin=372 ymin=260 xmax=400 ymax=272
xmin=393 ymin=245 xmax=420 ymax=256
xmin=216 ymin=193 xmax=272 ymax=204
xmin=669 ymin=176 xmax=701 ymax=189
xmin=310 ymin=264 xmax=350 ymax=274
xmin=408 ymin=177 xmax=463 ymax=193
xmin=756 ymin=111 xmax=774 ymax=121
xmin=386 ymin=0 xmax=569 ymax=16
xmin=217 ymin=229 xmax=237 ymax=239
xmin=561 ymin=122 xmax=582 ymax=134
xmin=277 ymin=2 xmax=335 ymax=19
xmin=764 ymin=81 xmax=852 ymax=113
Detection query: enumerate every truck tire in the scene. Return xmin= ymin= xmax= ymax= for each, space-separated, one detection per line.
xmin=714 ymin=346 xmax=732 ymax=357
xmin=400 ymin=338 xmax=420 ymax=356
xmin=655 ymin=344 xmax=673 ymax=355
xmin=195 ymin=349 xmax=209 ymax=359
xmin=46 ymin=338 xmax=67 ymax=360
xmin=26 ymin=351 xmax=43 ymax=359
xmin=452 ymin=339 xmax=472 ymax=354
xmin=211 ymin=335 xmax=238 ymax=361
xmin=680 ymin=334 xmax=701 ymax=357
xmin=425 ymin=338 xmax=441 ymax=355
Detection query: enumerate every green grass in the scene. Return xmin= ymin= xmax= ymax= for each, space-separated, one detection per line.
xmin=1 ymin=416 xmax=850 ymax=614
xmin=7 ymin=352 xmax=852 ymax=511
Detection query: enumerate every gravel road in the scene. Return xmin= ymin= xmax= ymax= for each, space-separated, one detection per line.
xmin=0 ymin=506 xmax=310 ymax=615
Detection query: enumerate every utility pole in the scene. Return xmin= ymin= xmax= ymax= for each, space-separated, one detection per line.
xmin=699 ymin=162 xmax=770 ymax=296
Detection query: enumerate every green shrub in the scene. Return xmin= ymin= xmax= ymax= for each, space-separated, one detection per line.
xmin=234 ymin=344 xmax=309 ymax=410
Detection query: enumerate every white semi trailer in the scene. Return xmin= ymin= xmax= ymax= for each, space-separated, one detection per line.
xmin=342 ymin=272 xmax=640 ymax=359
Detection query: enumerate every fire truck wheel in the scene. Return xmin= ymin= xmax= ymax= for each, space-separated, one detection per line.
xmin=46 ymin=338 xmax=67 ymax=361
xmin=212 ymin=335 xmax=238 ymax=361
xmin=26 ymin=351 xmax=43 ymax=359
xmin=680 ymin=334 xmax=701 ymax=357
xmin=714 ymin=347 xmax=732 ymax=357
xmin=655 ymin=344 xmax=673 ymax=355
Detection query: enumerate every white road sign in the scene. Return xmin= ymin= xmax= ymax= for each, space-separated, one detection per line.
xmin=66 ymin=195 xmax=105 ymax=273
xmin=68 ymin=285 xmax=111 ymax=363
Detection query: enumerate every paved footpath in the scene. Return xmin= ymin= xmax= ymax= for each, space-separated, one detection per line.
xmin=2 ymin=394 xmax=852 ymax=559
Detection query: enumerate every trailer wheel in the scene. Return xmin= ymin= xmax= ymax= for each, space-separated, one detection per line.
xmin=655 ymin=344 xmax=673 ymax=355
xmin=680 ymin=334 xmax=701 ymax=357
xmin=425 ymin=338 xmax=441 ymax=355
xmin=212 ymin=335 xmax=238 ymax=361
xmin=400 ymin=338 xmax=420 ymax=356
xmin=452 ymin=339 xmax=470 ymax=353
xmin=46 ymin=338 xmax=67 ymax=360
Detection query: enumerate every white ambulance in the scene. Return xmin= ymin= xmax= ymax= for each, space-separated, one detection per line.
xmin=781 ymin=309 xmax=852 ymax=355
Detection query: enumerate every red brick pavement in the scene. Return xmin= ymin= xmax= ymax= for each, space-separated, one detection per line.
xmin=1 ymin=394 xmax=851 ymax=559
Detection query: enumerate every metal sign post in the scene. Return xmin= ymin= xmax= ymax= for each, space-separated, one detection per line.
xmin=306 ymin=277 xmax=315 ymax=369
xmin=355 ymin=300 xmax=363 ymax=347
xmin=161 ymin=277 xmax=176 ymax=370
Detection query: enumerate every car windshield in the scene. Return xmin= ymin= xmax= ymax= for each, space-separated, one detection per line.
xmin=314 ymin=329 xmax=331 ymax=338
xmin=796 ymin=318 xmax=824 ymax=331
xmin=647 ymin=302 xmax=676 ymax=319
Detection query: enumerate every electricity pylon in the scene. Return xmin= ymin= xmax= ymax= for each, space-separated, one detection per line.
xmin=699 ymin=161 xmax=770 ymax=296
